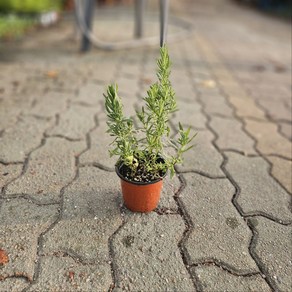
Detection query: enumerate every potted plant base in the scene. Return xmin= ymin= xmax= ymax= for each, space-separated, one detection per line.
xmin=116 ymin=165 xmax=166 ymax=212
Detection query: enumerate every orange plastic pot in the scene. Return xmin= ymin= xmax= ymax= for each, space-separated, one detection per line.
xmin=116 ymin=165 xmax=165 ymax=213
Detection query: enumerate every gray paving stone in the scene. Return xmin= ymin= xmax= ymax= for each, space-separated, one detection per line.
xmin=181 ymin=173 xmax=258 ymax=273
xmin=268 ymin=156 xmax=292 ymax=194
xmin=79 ymin=122 xmax=116 ymax=170
xmin=27 ymin=256 xmax=112 ymax=292
xmin=25 ymin=91 xmax=71 ymax=118
xmin=114 ymin=76 xmax=140 ymax=97
xmin=210 ymin=116 xmax=257 ymax=155
xmin=192 ymin=265 xmax=271 ymax=292
xmin=42 ymin=167 xmax=121 ymax=264
xmin=0 ymin=198 xmax=58 ymax=282
xmin=279 ymin=122 xmax=292 ymax=141
xmin=120 ymin=63 xmax=142 ymax=77
xmin=200 ymin=92 xmax=234 ymax=117
xmin=248 ymin=217 xmax=292 ymax=291
xmin=257 ymin=99 xmax=291 ymax=122
xmin=228 ymin=95 xmax=266 ymax=120
xmin=112 ymin=213 xmax=194 ymax=291
xmin=46 ymin=104 xmax=97 ymax=140
xmin=245 ymin=119 xmax=292 ymax=160
xmin=0 ymin=163 xmax=22 ymax=190
xmin=176 ymin=129 xmax=225 ymax=177
xmin=173 ymin=100 xmax=207 ymax=129
xmin=225 ymin=152 xmax=292 ymax=223
xmin=0 ymin=115 xmax=53 ymax=163
xmin=0 ymin=277 xmax=30 ymax=292
xmin=172 ymin=82 xmax=198 ymax=103
xmin=157 ymin=174 xmax=181 ymax=211
xmin=0 ymin=93 xmax=35 ymax=131
xmin=75 ymin=82 xmax=105 ymax=106
xmin=5 ymin=137 xmax=85 ymax=203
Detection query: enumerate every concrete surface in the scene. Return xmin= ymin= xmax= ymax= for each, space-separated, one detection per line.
xmin=0 ymin=0 xmax=291 ymax=291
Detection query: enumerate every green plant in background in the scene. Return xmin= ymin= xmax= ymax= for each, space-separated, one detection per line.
xmin=0 ymin=15 xmax=35 ymax=39
xmin=104 ymin=46 xmax=195 ymax=182
xmin=0 ymin=0 xmax=62 ymax=14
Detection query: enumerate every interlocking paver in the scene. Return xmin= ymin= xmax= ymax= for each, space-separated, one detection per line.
xmin=79 ymin=121 xmax=116 ymax=170
xmin=245 ymin=119 xmax=292 ymax=159
xmin=0 ymin=198 xmax=58 ymax=283
xmin=268 ymin=156 xmax=292 ymax=194
xmin=248 ymin=217 xmax=292 ymax=291
xmin=42 ymin=167 xmax=121 ymax=262
xmin=227 ymin=95 xmax=266 ymax=120
xmin=0 ymin=115 xmax=53 ymax=163
xmin=5 ymin=137 xmax=85 ymax=203
xmin=0 ymin=93 xmax=34 ymax=131
xmin=158 ymin=174 xmax=181 ymax=211
xmin=75 ymin=82 xmax=105 ymax=106
xmin=46 ymin=104 xmax=97 ymax=140
xmin=192 ymin=265 xmax=271 ymax=292
xmin=181 ymin=173 xmax=258 ymax=273
xmin=0 ymin=164 xmax=22 ymax=190
xmin=25 ymin=91 xmax=71 ymax=118
xmin=172 ymin=82 xmax=198 ymax=103
xmin=0 ymin=277 xmax=29 ymax=292
xmin=176 ymin=129 xmax=225 ymax=177
xmin=112 ymin=213 xmax=194 ymax=291
xmin=279 ymin=122 xmax=292 ymax=141
xmin=225 ymin=152 xmax=292 ymax=223
xmin=200 ymin=92 xmax=234 ymax=117
xmin=257 ymin=99 xmax=291 ymax=122
xmin=173 ymin=100 xmax=207 ymax=129
xmin=210 ymin=115 xmax=257 ymax=155
xmin=27 ymin=256 xmax=112 ymax=291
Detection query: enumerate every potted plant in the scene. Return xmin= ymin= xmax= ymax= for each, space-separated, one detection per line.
xmin=104 ymin=46 xmax=195 ymax=213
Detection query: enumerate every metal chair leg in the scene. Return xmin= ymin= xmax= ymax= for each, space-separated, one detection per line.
xmin=134 ymin=0 xmax=146 ymax=38
xmin=81 ymin=0 xmax=95 ymax=52
xmin=160 ymin=0 xmax=169 ymax=47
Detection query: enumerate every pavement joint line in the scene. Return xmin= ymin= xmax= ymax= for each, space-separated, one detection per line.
xmin=2 ymin=136 xmax=47 ymax=195
xmin=21 ymin=113 xmax=52 ymax=121
xmin=107 ymin=205 xmax=127 ymax=292
xmin=0 ymin=195 xmax=60 ymax=207
xmin=222 ymin=149 xmax=260 ymax=157
xmin=266 ymin=154 xmax=292 ymax=162
xmin=184 ymin=38 xmax=276 ymax=288
xmin=0 ymin=273 xmax=32 ymax=285
xmin=175 ymin=169 xmax=226 ymax=180
xmin=44 ymin=133 xmax=84 ymax=142
xmin=190 ymin=260 xmax=262 ymax=277
xmin=246 ymin=218 xmax=281 ymax=291
xmin=208 ymin=112 xmax=236 ymax=120
xmin=39 ymin=250 xmax=97 ymax=266
xmin=172 ymin=173 xmax=200 ymax=291
xmin=154 ymin=207 xmax=179 ymax=215
xmin=194 ymin=33 xmax=292 ymax=196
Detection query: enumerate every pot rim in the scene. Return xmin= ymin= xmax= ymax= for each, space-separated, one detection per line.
xmin=115 ymin=163 xmax=167 ymax=186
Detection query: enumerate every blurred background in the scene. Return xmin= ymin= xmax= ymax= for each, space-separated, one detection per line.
xmin=0 ymin=0 xmax=290 ymax=41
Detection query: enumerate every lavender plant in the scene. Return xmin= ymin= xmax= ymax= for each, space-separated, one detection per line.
xmin=104 ymin=46 xmax=195 ymax=182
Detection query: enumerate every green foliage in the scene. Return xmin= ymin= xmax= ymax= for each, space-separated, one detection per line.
xmin=104 ymin=46 xmax=196 ymax=181
xmin=0 ymin=0 xmax=62 ymax=14
xmin=0 ymin=15 xmax=35 ymax=39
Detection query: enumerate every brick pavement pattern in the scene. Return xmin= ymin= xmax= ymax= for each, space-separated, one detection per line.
xmin=0 ymin=0 xmax=291 ymax=291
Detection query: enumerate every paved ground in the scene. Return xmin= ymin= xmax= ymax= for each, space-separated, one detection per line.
xmin=0 ymin=0 xmax=291 ymax=291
